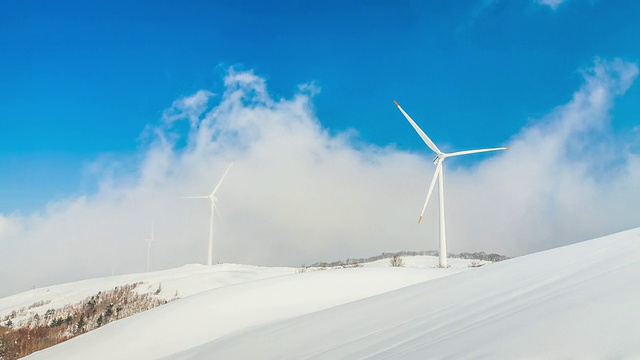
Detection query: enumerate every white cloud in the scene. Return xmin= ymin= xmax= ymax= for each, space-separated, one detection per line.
xmin=447 ymin=58 xmax=639 ymax=255
xmin=162 ymin=90 xmax=214 ymax=127
xmin=537 ymin=0 xmax=567 ymax=10
xmin=1 ymin=59 xmax=638 ymax=297
xmin=0 ymin=215 xmax=22 ymax=238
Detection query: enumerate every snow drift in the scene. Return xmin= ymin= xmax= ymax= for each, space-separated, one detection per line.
xmin=21 ymin=227 xmax=640 ymax=359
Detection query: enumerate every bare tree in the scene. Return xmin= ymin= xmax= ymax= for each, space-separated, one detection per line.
xmin=389 ymin=255 xmax=404 ymax=267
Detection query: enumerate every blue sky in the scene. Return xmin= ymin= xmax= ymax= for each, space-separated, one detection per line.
xmin=1 ymin=0 xmax=639 ymax=213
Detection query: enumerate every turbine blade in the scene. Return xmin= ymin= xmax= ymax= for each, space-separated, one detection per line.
xmin=177 ymin=196 xmax=209 ymax=199
xmin=210 ymin=163 xmax=234 ymax=197
xmin=393 ymin=100 xmax=442 ymax=155
xmin=213 ymin=203 xmax=224 ymax=225
xmin=419 ymin=162 xmax=442 ymax=223
xmin=444 ymin=146 xmax=510 ymax=158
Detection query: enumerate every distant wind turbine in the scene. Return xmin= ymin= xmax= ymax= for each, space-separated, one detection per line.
xmin=145 ymin=221 xmax=155 ymax=272
xmin=394 ymin=100 xmax=509 ymax=268
xmin=180 ymin=163 xmax=233 ymax=266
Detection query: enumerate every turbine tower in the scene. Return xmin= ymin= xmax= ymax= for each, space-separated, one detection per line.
xmin=394 ymin=100 xmax=509 ymax=268
xmin=181 ymin=163 xmax=233 ymax=266
xmin=144 ymin=221 xmax=155 ymax=272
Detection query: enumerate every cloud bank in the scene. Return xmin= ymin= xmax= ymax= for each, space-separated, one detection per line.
xmin=1 ymin=59 xmax=638 ymax=297
xmin=449 ymin=58 xmax=639 ymax=255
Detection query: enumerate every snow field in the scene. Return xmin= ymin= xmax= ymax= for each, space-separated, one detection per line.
xmin=25 ymin=262 xmax=462 ymax=359
xmin=14 ymin=229 xmax=640 ymax=360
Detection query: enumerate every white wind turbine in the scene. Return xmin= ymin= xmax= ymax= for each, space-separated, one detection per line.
xmin=394 ymin=100 xmax=509 ymax=268
xmin=144 ymin=221 xmax=155 ymax=272
xmin=180 ymin=163 xmax=233 ymax=266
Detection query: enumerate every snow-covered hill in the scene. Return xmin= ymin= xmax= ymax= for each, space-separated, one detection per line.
xmin=11 ymin=228 xmax=640 ymax=359
xmin=0 ymin=256 xmax=479 ymax=328
xmin=9 ymin=256 xmax=475 ymax=359
xmin=175 ymin=228 xmax=640 ymax=359
xmin=0 ymin=263 xmax=297 ymax=327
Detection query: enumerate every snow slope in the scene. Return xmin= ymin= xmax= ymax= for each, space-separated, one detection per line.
xmin=0 ymin=263 xmax=296 ymax=326
xmin=22 ymin=227 xmax=640 ymax=359
xmin=173 ymin=227 xmax=640 ymax=359
xmin=23 ymin=257 xmax=472 ymax=359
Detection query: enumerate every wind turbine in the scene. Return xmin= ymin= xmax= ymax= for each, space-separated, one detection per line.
xmin=394 ymin=100 xmax=509 ymax=268
xmin=180 ymin=163 xmax=233 ymax=266
xmin=144 ymin=221 xmax=155 ymax=272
